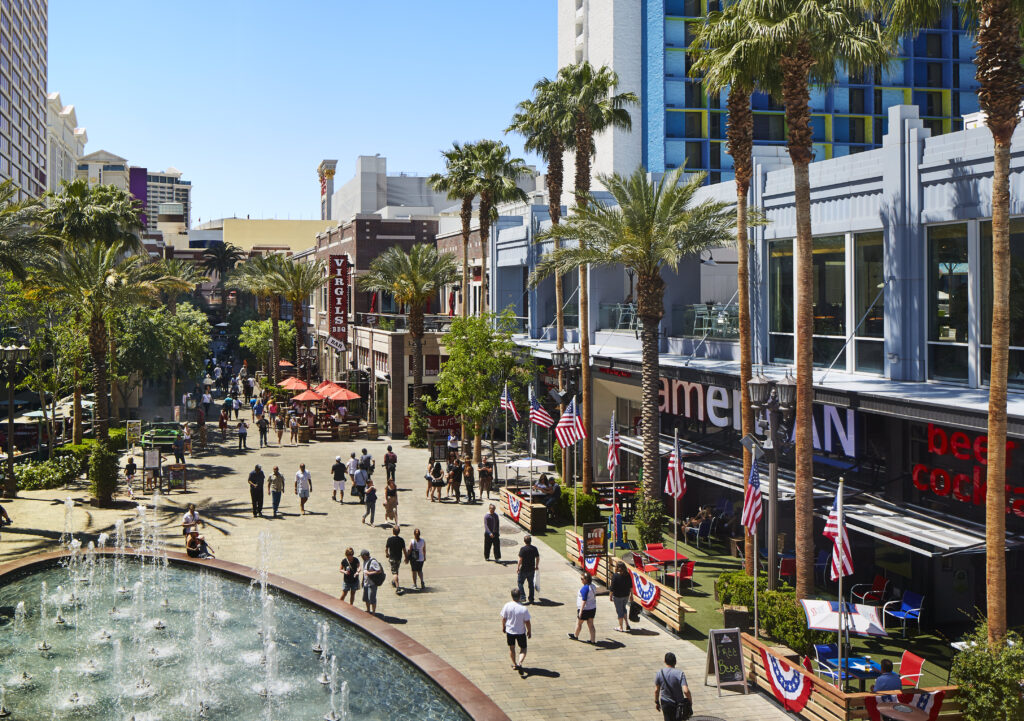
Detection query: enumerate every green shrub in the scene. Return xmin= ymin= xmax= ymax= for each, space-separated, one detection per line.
xmin=715 ymin=570 xmax=826 ymax=654
xmin=13 ymin=455 xmax=82 ymax=490
xmin=634 ymin=495 xmax=666 ymax=547
xmin=88 ymin=443 xmax=120 ymax=506
xmin=555 ymin=487 xmax=599 ymax=523
xmin=717 ymin=570 xmax=769 ymax=606
xmin=551 ymin=444 xmax=561 ymax=476
xmin=951 ymin=621 xmax=1024 ymax=721
xmin=408 ymin=407 xmax=427 ymax=448
xmin=108 ymin=427 xmax=127 ymax=451
xmin=53 ymin=440 xmax=98 ymax=475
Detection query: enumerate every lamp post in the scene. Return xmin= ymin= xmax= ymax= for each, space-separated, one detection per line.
xmin=550 ymin=349 xmax=582 ymax=485
xmin=745 ymin=367 xmax=796 ymax=591
xmin=2 ymin=344 xmax=29 ymax=498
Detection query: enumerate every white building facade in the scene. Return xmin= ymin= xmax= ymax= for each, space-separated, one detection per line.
xmin=45 ymin=92 xmax=86 ymax=192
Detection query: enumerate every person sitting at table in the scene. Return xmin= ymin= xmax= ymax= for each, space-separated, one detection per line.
xmin=543 ymin=479 xmax=561 ymax=512
xmin=332 ymin=406 xmax=346 ymax=425
xmin=871 ymin=659 xmax=902 ymax=693
xmin=683 ymin=507 xmax=712 ymax=529
xmin=532 ymin=473 xmax=555 ymax=496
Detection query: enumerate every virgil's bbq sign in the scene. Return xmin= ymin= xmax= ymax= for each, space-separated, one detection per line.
xmin=329 ymin=255 xmax=350 ymax=345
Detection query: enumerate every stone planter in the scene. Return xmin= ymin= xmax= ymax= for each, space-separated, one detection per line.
xmin=722 ymin=604 xmax=752 ymax=633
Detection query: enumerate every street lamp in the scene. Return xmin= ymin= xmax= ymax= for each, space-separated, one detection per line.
xmin=2 ymin=344 xmax=29 ymax=499
xmin=550 ymin=348 xmax=583 ymax=485
xmin=744 ymin=366 xmax=796 ymax=591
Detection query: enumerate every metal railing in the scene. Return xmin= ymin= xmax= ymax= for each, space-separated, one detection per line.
xmin=671 ymin=303 xmax=740 ymax=340
xmin=355 ymin=313 xmax=456 ymax=333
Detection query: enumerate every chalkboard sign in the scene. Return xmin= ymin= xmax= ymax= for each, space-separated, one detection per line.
xmin=705 ymin=627 xmax=748 ymax=696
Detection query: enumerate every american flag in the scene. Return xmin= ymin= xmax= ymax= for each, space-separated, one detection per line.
xmin=555 ymin=395 xmax=587 ymax=448
xmin=823 ymin=486 xmax=853 ymax=581
xmin=664 ymin=434 xmax=686 ymax=499
xmin=607 ymin=411 xmax=620 ymax=473
xmin=528 ymin=386 xmax=554 ymax=428
xmin=741 ymin=462 xmax=763 ymax=531
xmin=499 ymin=383 xmax=520 ymax=421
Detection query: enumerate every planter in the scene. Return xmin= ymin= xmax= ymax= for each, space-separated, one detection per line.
xmin=366 ymin=423 xmax=378 ymax=441
xmin=722 ymin=604 xmax=752 ymax=633
xmin=338 ymin=425 xmax=351 ymax=442
xmin=298 ymin=426 xmax=311 ymax=444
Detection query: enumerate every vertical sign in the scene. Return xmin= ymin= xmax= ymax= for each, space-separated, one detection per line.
xmin=329 ymin=255 xmax=350 ymax=345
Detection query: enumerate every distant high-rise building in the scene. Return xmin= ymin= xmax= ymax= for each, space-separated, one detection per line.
xmin=559 ymin=0 xmax=978 ymax=184
xmin=142 ymin=167 xmax=191 ymax=231
xmin=45 ymin=92 xmax=87 ymax=193
xmin=75 ymin=152 xmax=191 ymax=230
xmin=1 ymin=0 xmax=48 ymax=197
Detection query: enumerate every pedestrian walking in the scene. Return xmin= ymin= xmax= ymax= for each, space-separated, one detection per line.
xmin=237 ymin=419 xmax=248 ymax=449
xmin=352 ymin=459 xmax=368 ymax=504
xmin=218 ymin=410 xmax=229 ymax=441
xmin=181 ymin=503 xmax=203 ymax=537
xmin=274 ymin=414 xmax=284 ymax=445
xmin=424 ymin=459 xmax=435 ymax=500
xmin=125 ymin=457 xmax=137 ymax=488
xmin=654 ymin=653 xmax=693 ymax=721
xmin=609 ymin=561 xmax=634 ymax=632
xmin=295 ymin=463 xmax=312 ymax=515
xmin=462 ymin=457 xmax=476 ymax=503
xmin=362 ymin=480 xmax=377 ymax=526
xmin=248 ymin=464 xmax=265 ymax=518
xmin=447 ymin=454 xmax=462 ymax=503
xmin=500 ymin=588 xmax=531 ymax=671
xmin=429 ymin=460 xmax=444 ymax=502
xmin=252 ymin=397 xmax=264 ymax=422
xmin=172 ymin=434 xmax=186 ymax=465
xmin=243 ymin=376 xmax=254 ymax=404
xmin=267 ymin=399 xmax=278 ymax=424
xmin=516 ymin=535 xmax=539 ymax=603
xmin=267 ymin=465 xmax=285 ymax=517
xmin=257 ymin=416 xmax=270 ymax=448
xmin=408 ymin=528 xmax=426 ymax=590
xmin=484 ymin=504 xmax=501 ymax=561
xmin=201 ymin=390 xmax=212 ymax=419
xmin=360 ymin=549 xmax=383 ymax=614
xmin=383 ymin=478 xmax=399 ymax=527
xmin=359 ymin=448 xmax=375 ymax=479
xmin=289 ymin=415 xmax=299 ymax=444
xmin=478 ymin=460 xmax=493 ymax=500
xmin=385 ymin=525 xmax=406 ymax=593
xmin=383 ymin=445 xmax=398 ymax=483
xmin=331 ymin=455 xmax=347 ymax=502
xmin=339 ymin=547 xmax=360 ymax=604
xmin=567 ymin=572 xmax=597 ymax=643
xmin=232 ymin=397 xmax=241 ymax=420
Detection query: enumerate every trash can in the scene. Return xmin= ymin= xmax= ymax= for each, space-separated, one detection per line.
xmin=299 ymin=426 xmax=311 ymax=444
xmin=366 ymin=422 xmax=378 ymax=441
xmin=339 ymin=425 xmax=351 ymax=442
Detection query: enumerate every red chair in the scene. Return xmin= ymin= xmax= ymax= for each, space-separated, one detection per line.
xmin=851 ymin=574 xmax=890 ymax=604
xmin=630 ymin=552 xmax=662 ymax=576
xmin=801 ymin=656 xmax=814 ymax=673
xmin=897 ymin=650 xmax=925 ymax=688
xmin=779 ymin=558 xmax=796 ymax=584
xmin=645 ymin=543 xmax=664 ymax=552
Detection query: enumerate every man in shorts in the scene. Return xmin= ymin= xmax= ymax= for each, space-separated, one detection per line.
xmin=331 ymin=455 xmax=347 ymax=503
xmin=500 ymin=588 xmax=532 ymax=671
xmin=360 ymin=549 xmax=382 ymax=614
xmin=655 ymin=652 xmax=692 ymax=721
xmin=295 ymin=463 xmax=312 ymax=515
xmin=385 ymin=525 xmax=407 ymax=594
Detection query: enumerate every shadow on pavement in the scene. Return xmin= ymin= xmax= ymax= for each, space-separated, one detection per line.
xmin=518 ymin=666 xmax=560 ymax=679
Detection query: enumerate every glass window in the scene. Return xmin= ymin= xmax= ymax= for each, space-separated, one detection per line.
xmin=855 ymin=231 xmax=884 ymax=338
xmin=769 ymin=240 xmax=793 ymax=333
xmin=812 ymin=235 xmax=845 ymax=336
xmin=928 ymin=224 xmax=969 ymax=382
xmin=980 ymin=219 xmax=1024 ymax=389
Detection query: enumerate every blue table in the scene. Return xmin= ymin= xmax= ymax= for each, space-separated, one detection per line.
xmin=824 ymin=656 xmax=881 ymax=691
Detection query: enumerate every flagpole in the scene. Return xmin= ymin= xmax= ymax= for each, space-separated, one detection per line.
xmin=837 ymin=476 xmax=845 ymax=691
xmin=752 ymin=527 xmax=759 ymax=640
xmin=612 ymin=412 xmax=618 ymax=550
xmin=673 ymin=428 xmax=680 ymax=593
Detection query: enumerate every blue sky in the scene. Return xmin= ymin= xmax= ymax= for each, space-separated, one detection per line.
xmin=49 ymin=1 xmax=557 ymax=224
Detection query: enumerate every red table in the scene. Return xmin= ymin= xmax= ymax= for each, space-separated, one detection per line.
xmin=645 ymin=547 xmax=688 ymax=566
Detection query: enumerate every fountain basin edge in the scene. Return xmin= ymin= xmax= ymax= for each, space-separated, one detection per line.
xmin=0 ymin=549 xmax=510 ymax=721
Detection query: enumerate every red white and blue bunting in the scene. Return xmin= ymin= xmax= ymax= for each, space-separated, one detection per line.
xmin=576 ymin=538 xmax=600 ymax=576
xmin=759 ymin=648 xmax=813 ymax=713
xmin=865 ymin=691 xmax=945 ymax=721
xmin=506 ymin=493 xmax=522 ymax=523
xmin=629 ymin=569 xmax=660 ymax=610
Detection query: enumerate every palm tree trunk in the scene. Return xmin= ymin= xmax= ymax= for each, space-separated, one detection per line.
xmin=220 ymin=278 xmax=229 ymax=322
xmin=271 ymin=296 xmax=281 ymax=384
xmin=728 ymin=85 xmax=756 ymax=576
xmin=479 ymin=192 xmax=491 ymax=316
xmin=548 ymin=138 xmax=569 ymax=484
xmin=72 ymin=375 xmax=83 ymax=445
xmin=977 ymin=0 xmax=1021 ymax=644
xmin=89 ymin=314 xmax=110 ymax=444
xmin=294 ymin=310 xmax=305 ymax=373
xmin=473 ymin=421 xmax=482 ymax=465
xmin=637 ymin=274 xmax=665 ymax=499
xmin=460 ymin=197 xmax=472 ymax=318
xmin=409 ymin=304 xmax=425 ymax=417
xmin=781 ymin=50 xmax=816 ymax=601
xmin=169 ymin=295 xmax=178 ymax=407
xmin=575 ymin=115 xmax=595 ymax=493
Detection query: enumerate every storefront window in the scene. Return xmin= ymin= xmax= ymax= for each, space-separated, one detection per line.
xmin=855 ymin=231 xmax=885 ymax=373
xmin=928 ymin=224 xmax=969 ymax=382
xmin=769 ymin=239 xmax=793 ymax=363
xmin=981 ymin=219 xmax=1024 ymax=389
xmin=812 ymin=236 xmax=846 ymax=367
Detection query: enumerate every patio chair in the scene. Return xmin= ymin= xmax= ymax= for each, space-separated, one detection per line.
xmin=813 ymin=643 xmax=851 ymax=686
xmin=813 ymin=549 xmax=832 ymax=584
xmin=685 ymin=519 xmax=712 ymax=549
xmin=883 ymin=591 xmax=925 ymax=637
xmin=778 ymin=558 xmax=796 ymax=585
xmin=850 ymin=574 xmax=890 ymax=604
xmin=666 ymin=561 xmax=696 ymax=591
xmin=645 ymin=543 xmax=664 ymax=552
xmin=897 ymin=650 xmax=925 ymax=688
xmin=629 ymin=552 xmax=661 ymax=577
xmin=693 ymin=306 xmax=712 ymax=336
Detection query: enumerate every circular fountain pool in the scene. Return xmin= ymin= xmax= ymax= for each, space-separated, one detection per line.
xmin=0 ymin=547 xmax=483 ymax=720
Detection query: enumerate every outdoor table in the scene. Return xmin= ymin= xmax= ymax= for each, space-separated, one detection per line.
xmin=823 ymin=656 xmax=881 ymax=691
xmin=874 ymin=701 xmax=930 ymax=721
xmin=611 ymin=487 xmax=638 ymax=517
xmin=645 ymin=547 xmax=687 ymax=569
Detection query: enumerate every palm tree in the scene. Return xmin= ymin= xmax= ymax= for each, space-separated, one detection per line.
xmin=469 ymin=140 xmax=530 ymax=315
xmin=533 ymin=167 xmax=735 ymax=501
xmin=202 ymin=242 xmax=245 ymax=320
xmin=691 ymin=1 xmax=775 ymax=577
xmin=231 ymin=254 xmax=289 ymax=383
xmin=729 ymin=0 xmax=889 ymax=600
xmin=269 ymin=258 xmax=327 ymax=367
xmin=358 ymin=244 xmax=459 ymax=445
xmin=428 ymin=143 xmax=478 ymax=318
xmin=148 ymin=259 xmax=208 ymax=405
xmin=508 ymin=76 xmax=577 ymax=482
xmin=0 ymin=180 xmax=45 ymax=278
xmin=557 ymin=61 xmax=638 ymax=493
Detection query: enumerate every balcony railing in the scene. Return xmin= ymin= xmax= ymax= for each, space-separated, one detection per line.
xmin=671 ymin=303 xmax=740 ymax=340
xmin=598 ymin=303 xmax=638 ymax=333
xmin=355 ymin=312 xmax=459 ymax=333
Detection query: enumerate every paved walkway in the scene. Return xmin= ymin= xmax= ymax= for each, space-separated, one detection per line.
xmin=0 ymin=430 xmax=788 ymax=721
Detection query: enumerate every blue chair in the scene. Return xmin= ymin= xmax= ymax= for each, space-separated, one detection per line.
xmin=686 ymin=518 xmax=712 ymax=549
xmin=813 ymin=643 xmax=851 ymax=687
xmin=883 ymin=591 xmax=925 ymax=637
xmin=813 ymin=549 xmax=831 ymax=584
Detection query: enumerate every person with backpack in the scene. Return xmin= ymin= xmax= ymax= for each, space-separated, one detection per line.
xmin=383 ymin=445 xmax=398 ymax=483
xmin=567 ymin=572 xmax=597 ymax=644
xmin=408 ymin=528 xmax=426 ymax=590
xmin=655 ymin=652 xmax=693 ymax=721
xmin=360 ymin=549 xmax=384 ymax=614
xmin=359 ymin=448 xmax=375 ymax=478
xmin=256 ymin=415 xmax=270 ymax=448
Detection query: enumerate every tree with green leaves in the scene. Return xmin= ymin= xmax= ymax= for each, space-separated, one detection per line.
xmin=428 ymin=143 xmax=478 ymax=318
xmin=230 ymin=253 xmax=290 ymax=383
xmin=268 ymin=258 xmax=326 ymax=364
xmin=358 ymin=244 xmax=459 ymax=446
xmin=0 ymin=180 xmax=46 ymax=279
xmin=534 ymin=166 xmax=735 ymax=500
xmin=556 ymin=61 xmax=638 ymax=492
xmin=723 ymin=0 xmax=890 ymax=601
xmin=146 ymin=258 xmax=208 ymax=404
xmin=429 ymin=310 xmax=537 ymax=463
xmin=202 ymin=242 xmax=245 ymax=321
xmin=239 ymin=318 xmax=296 ymax=371
xmin=470 ymin=140 xmax=530 ymax=315
xmin=42 ymin=179 xmax=144 ymax=254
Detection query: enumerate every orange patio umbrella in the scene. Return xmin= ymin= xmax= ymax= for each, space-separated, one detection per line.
xmin=293 ymin=389 xmax=324 ymax=402
xmin=315 ymin=381 xmax=343 ymax=395
xmin=279 ymin=377 xmax=308 ymax=391
xmin=278 ymin=360 xmax=294 ymax=367
xmin=328 ymin=387 xmax=361 ymax=402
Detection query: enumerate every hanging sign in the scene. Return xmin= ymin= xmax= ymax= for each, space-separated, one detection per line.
xmin=581 ymin=522 xmax=607 ymax=556
xmin=126 ymin=420 xmax=142 ymax=445
xmin=329 ymin=255 xmax=350 ymax=345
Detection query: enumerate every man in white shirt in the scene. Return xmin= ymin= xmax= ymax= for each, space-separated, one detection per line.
xmin=500 ymin=588 xmax=532 ymax=671
xmin=295 ymin=463 xmax=312 ymax=515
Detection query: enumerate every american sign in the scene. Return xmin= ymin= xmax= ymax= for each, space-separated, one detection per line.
xmin=329 ymin=255 xmax=350 ymax=345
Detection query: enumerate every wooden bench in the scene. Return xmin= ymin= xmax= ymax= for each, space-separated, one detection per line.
xmin=565 ymin=530 xmax=695 ymax=633
xmin=500 ymin=488 xmax=547 ymax=534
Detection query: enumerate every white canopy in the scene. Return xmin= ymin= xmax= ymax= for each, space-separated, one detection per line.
xmin=506 ymin=457 xmax=555 ymax=470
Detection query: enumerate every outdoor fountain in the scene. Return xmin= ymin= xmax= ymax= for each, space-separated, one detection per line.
xmin=0 ymin=498 xmax=476 ymax=720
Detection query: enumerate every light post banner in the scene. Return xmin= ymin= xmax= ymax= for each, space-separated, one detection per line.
xmin=329 ymin=255 xmax=350 ymax=345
